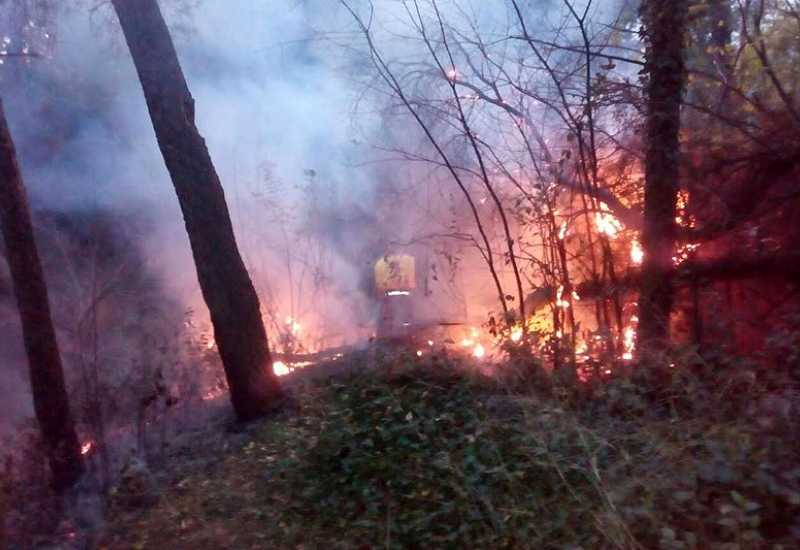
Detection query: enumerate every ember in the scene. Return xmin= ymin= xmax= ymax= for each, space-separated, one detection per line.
xmin=631 ymin=239 xmax=644 ymax=265
xmin=622 ymin=316 xmax=638 ymax=361
xmin=273 ymin=361 xmax=292 ymax=376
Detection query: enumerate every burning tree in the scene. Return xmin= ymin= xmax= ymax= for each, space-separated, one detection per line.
xmin=341 ymin=0 xmax=644 ymax=365
xmin=340 ymin=0 xmax=800 ymax=371
xmin=637 ymin=0 xmax=690 ymax=354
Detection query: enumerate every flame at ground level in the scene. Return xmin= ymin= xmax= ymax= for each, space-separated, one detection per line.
xmin=273 ymin=361 xmax=292 ymax=376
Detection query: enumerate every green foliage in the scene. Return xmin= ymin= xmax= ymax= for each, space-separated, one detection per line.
xmin=275 ymin=367 xmax=604 ymax=549
xmin=104 ymin=351 xmax=800 ymax=549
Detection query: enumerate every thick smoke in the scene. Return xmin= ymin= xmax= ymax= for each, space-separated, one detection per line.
xmin=0 ymin=0 xmax=629 ymax=432
xmin=0 ymin=0 xmax=386 ymax=433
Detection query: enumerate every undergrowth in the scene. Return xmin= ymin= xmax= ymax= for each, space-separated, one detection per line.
xmin=104 ymin=352 xmax=800 ymax=549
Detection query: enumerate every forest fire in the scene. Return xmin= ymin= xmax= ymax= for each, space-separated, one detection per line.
xmin=201 ymin=386 xmax=227 ymax=401
xmin=631 ymin=239 xmax=644 ymax=264
xmin=273 ymin=361 xmax=292 ymax=376
xmin=675 ymin=190 xmax=695 ymax=228
xmin=272 ymin=359 xmax=316 ymax=377
xmin=673 ymin=242 xmax=699 ymax=266
xmin=594 ymin=202 xmax=624 ymax=237
xmin=3 ymin=1 xmax=800 ymax=547
xmin=285 ymin=316 xmax=302 ymax=336
xmin=622 ymin=319 xmax=638 ymax=361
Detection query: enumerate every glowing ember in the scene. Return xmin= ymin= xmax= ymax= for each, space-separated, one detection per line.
xmin=675 ymin=190 xmax=695 ymax=227
xmin=273 ymin=361 xmax=292 ymax=376
xmin=631 ymin=239 xmax=644 ymax=265
xmin=558 ymin=221 xmax=568 ymax=240
xmin=284 ymin=316 xmax=302 ymax=334
xmin=594 ymin=202 xmax=623 ymax=237
xmin=387 ymin=290 xmax=411 ymax=296
xmin=427 ymin=340 xmax=434 ymax=346
xmin=621 ymin=317 xmax=638 ymax=361
xmin=672 ymin=242 xmax=699 ymax=265
xmin=510 ymin=327 xmax=523 ymax=342
xmin=473 ymin=343 xmax=486 ymax=359
xmin=671 ymin=190 xmax=699 ymax=265
xmin=81 ymin=441 xmax=93 ymax=455
xmin=416 ymin=350 xmax=423 ymax=357
xmin=202 ymin=386 xmax=226 ymax=401
xmin=555 ymin=285 xmax=570 ymax=309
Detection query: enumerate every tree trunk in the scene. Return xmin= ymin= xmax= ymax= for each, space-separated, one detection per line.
xmin=637 ymin=0 xmax=690 ymax=352
xmin=0 ymin=97 xmax=83 ymax=491
xmin=110 ymin=0 xmax=283 ymax=421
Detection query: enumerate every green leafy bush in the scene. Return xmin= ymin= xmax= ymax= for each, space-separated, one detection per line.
xmin=274 ymin=367 xmax=611 ymax=549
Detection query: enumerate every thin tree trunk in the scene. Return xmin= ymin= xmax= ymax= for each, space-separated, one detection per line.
xmin=637 ymin=0 xmax=689 ymax=352
xmin=111 ymin=0 xmax=283 ymax=421
xmin=0 ymin=97 xmax=83 ymax=491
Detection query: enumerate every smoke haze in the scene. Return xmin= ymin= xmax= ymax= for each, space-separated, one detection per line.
xmin=0 ymin=0 xmax=628 ymax=429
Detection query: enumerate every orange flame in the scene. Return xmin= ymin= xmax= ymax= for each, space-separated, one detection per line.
xmin=594 ymin=202 xmax=623 ymax=237
xmin=622 ymin=315 xmax=638 ymax=361
xmin=273 ymin=361 xmax=292 ymax=376
xmin=631 ymin=239 xmax=644 ymax=265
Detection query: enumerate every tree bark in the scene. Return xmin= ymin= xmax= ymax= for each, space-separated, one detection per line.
xmin=0 ymin=97 xmax=83 ymax=491
xmin=637 ymin=0 xmax=690 ymax=351
xmin=111 ymin=0 xmax=283 ymax=421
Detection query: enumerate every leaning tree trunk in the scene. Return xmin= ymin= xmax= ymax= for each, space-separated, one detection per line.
xmin=0 ymin=97 xmax=83 ymax=491
xmin=111 ymin=0 xmax=283 ymax=421
xmin=637 ymin=0 xmax=689 ymax=352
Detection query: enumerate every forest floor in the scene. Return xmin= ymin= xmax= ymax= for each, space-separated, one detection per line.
xmin=102 ymin=350 xmax=800 ymax=549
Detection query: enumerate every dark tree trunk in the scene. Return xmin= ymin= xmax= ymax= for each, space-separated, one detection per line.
xmin=637 ymin=0 xmax=690 ymax=352
xmin=110 ymin=0 xmax=283 ymax=421
xmin=0 ymin=97 xmax=83 ymax=491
